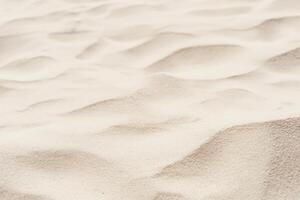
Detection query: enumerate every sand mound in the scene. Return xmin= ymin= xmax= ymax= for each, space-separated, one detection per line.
xmin=157 ymin=118 xmax=300 ymax=200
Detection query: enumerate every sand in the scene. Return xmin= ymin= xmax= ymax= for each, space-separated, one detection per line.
xmin=0 ymin=0 xmax=300 ymax=199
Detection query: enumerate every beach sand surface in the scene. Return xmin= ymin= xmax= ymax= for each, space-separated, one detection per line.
xmin=0 ymin=0 xmax=300 ymax=199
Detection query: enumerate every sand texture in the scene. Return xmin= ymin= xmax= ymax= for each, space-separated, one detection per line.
xmin=0 ymin=0 xmax=300 ymax=199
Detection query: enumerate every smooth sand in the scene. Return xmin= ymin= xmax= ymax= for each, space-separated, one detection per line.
xmin=0 ymin=0 xmax=300 ymax=199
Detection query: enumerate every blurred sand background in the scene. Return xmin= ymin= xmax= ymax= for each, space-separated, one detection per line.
xmin=0 ymin=0 xmax=300 ymax=199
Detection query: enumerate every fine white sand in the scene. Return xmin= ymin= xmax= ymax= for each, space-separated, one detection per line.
xmin=0 ymin=0 xmax=300 ymax=199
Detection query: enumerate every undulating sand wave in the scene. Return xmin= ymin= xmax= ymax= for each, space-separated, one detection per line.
xmin=266 ymin=47 xmax=300 ymax=72
xmin=0 ymin=0 xmax=300 ymax=199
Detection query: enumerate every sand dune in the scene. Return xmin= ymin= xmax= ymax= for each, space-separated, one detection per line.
xmin=156 ymin=118 xmax=300 ymax=200
xmin=0 ymin=0 xmax=300 ymax=199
